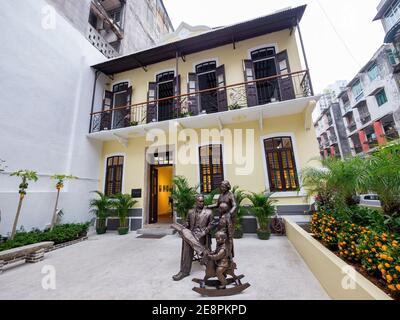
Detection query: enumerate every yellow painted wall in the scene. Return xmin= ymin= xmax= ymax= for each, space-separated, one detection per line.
xmin=157 ymin=166 xmax=173 ymax=216
xmin=99 ymin=112 xmax=321 ymax=208
xmin=106 ymin=29 xmax=303 ymax=106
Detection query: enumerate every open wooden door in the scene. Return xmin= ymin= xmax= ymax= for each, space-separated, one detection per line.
xmin=100 ymin=90 xmax=113 ymax=130
xmin=147 ymin=82 xmax=158 ymax=123
xmin=187 ymin=73 xmax=199 ymax=116
xmin=216 ymin=65 xmax=228 ymax=112
xmin=243 ymin=60 xmax=258 ymax=107
xmin=149 ymin=166 xmax=158 ymax=224
xmin=276 ymin=50 xmax=295 ymax=101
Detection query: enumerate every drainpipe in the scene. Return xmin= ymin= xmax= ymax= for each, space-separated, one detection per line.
xmin=175 ymin=51 xmax=180 ymax=113
xmin=296 ymin=19 xmax=314 ymax=96
xmin=89 ymin=70 xmax=101 ymax=133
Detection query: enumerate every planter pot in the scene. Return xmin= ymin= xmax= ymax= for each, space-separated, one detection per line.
xmin=118 ymin=227 xmax=129 ymax=235
xmin=257 ymin=229 xmax=271 ymax=240
xmin=96 ymin=226 xmax=107 ymax=235
xmin=234 ymin=228 xmax=243 ymax=239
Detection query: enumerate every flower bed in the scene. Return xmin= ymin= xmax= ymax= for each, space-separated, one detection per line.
xmin=0 ymin=223 xmax=89 ymax=252
xmin=311 ymin=211 xmax=400 ymax=299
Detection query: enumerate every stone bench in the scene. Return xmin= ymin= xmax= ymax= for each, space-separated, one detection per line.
xmin=0 ymin=241 xmax=54 ymax=274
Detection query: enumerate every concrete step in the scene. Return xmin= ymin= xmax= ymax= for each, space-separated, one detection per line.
xmin=137 ymin=228 xmax=176 ymax=236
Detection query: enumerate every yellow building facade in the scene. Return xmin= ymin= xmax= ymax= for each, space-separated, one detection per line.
xmin=89 ymin=5 xmax=320 ymax=232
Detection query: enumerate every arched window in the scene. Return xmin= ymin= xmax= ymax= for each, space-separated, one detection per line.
xmin=156 ymin=71 xmax=176 ymax=121
xmin=263 ymin=137 xmax=299 ymax=192
xmin=199 ymin=144 xmax=224 ymax=194
xmin=105 ymin=156 xmax=124 ymax=196
xmin=195 ymin=61 xmax=219 ymax=114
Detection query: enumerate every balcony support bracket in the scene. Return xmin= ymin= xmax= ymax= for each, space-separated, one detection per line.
xmin=304 ymin=100 xmax=317 ymax=131
xmin=217 ymin=116 xmax=224 ymax=130
xmin=259 ymin=110 xmax=264 ymax=131
xmin=113 ymin=133 xmax=129 ymax=148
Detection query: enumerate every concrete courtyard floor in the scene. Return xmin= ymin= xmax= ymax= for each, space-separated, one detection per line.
xmin=0 ymin=232 xmax=330 ymax=300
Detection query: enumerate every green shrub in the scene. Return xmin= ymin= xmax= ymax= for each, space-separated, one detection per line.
xmin=0 ymin=223 xmax=89 ymax=252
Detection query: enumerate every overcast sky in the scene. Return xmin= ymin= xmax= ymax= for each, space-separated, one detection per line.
xmin=163 ymin=0 xmax=385 ymax=94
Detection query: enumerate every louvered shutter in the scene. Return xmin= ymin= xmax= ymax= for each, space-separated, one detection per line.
xmin=243 ymin=60 xmax=258 ymax=107
xmin=101 ymin=90 xmax=113 ymax=130
xmin=276 ymin=50 xmax=295 ymax=101
xmin=187 ymin=73 xmax=199 ymax=116
xmin=174 ymin=75 xmax=181 ymax=117
xmin=147 ymin=82 xmax=157 ymax=123
xmin=216 ymin=65 xmax=228 ymax=112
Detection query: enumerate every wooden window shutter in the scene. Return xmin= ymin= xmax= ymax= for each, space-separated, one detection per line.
xmin=216 ymin=65 xmax=228 ymax=112
xmin=264 ymin=137 xmax=299 ymax=192
xmin=101 ymin=90 xmax=113 ymax=130
xmin=105 ymin=156 xmax=124 ymax=196
xmin=147 ymin=82 xmax=158 ymax=123
xmin=243 ymin=60 xmax=258 ymax=107
xmin=187 ymin=73 xmax=199 ymax=116
xmin=123 ymin=86 xmax=132 ymax=127
xmin=275 ymin=50 xmax=295 ymax=101
xmin=174 ymin=75 xmax=181 ymax=116
xmin=199 ymin=144 xmax=224 ymax=194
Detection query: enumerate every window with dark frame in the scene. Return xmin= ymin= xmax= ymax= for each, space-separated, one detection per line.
xmin=105 ymin=156 xmax=124 ymax=196
xmin=113 ymin=82 xmax=129 ymax=93
xmin=251 ymin=47 xmax=279 ymax=105
xmin=196 ymin=61 xmax=218 ymax=114
xmin=375 ymin=89 xmax=388 ymax=107
xmin=199 ymin=144 xmax=224 ymax=194
xmin=156 ymin=71 xmax=175 ymax=121
xmin=263 ymin=137 xmax=299 ymax=192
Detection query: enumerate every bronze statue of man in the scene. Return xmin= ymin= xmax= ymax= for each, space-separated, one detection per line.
xmin=172 ymin=195 xmax=213 ymax=281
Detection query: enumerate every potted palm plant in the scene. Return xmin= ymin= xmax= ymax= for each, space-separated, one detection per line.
xmin=248 ymin=192 xmax=276 ymax=240
xmin=112 ymin=193 xmax=137 ymax=235
xmin=89 ymin=191 xmax=111 ymax=234
xmin=232 ymin=186 xmax=249 ymax=239
xmin=171 ymin=176 xmax=197 ymax=222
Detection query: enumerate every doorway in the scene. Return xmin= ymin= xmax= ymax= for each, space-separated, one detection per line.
xmin=251 ymin=47 xmax=279 ymax=104
xmin=156 ymin=71 xmax=175 ymax=122
xmin=149 ymin=164 xmax=174 ymax=225
xmin=196 ymin=61 xmax=218 ymax=114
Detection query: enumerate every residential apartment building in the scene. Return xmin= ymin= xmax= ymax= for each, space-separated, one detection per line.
xmin=314 ymin=81 xmax=352 ymax=159
xmin=374 ymin=0 xmax=400 ymax=60
xmin=338 ymin=44 xmax=400 ymax=156
xmin=0 ymin=1 xmax=172 ymax=235
xmin=87 ymin=5 xmax=320 ymax=231
xmin=48 ymin=0 xmax=174 ymax=58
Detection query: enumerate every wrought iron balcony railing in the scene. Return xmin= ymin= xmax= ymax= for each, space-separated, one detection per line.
xmin=347 ymin=123 xmax=357 ymax=132
xmin=90 ymin=70 xmax=312 ymax=133
xmin=329 ymin=135 xmax=338 ymax=144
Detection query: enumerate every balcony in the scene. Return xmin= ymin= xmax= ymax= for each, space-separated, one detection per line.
xmin=359 ymin=113 xmax=372 ymax=125
xmin=329 ymin=135 xmax=338 ymax=145
xmin=347 ymin=122 xmax=357 ymax=133
xmin=89 ymin=70 xmax=313 ymax=134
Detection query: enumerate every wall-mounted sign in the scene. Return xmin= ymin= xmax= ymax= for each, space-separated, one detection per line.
xmin=131 ymin=189 xmax=142 ymax=198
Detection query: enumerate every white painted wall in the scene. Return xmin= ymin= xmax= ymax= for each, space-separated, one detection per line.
xmin=0 ymin=1 xmax=108 ymax=235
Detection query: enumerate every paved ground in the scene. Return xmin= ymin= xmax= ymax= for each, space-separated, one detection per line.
xmin=0 ymin=232 xmax=329 ymax=300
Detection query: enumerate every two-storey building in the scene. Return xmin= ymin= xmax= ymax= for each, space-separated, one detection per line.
xmin=87 ymin=5 xmax=321 ymax=231
xmin=374 ymin=0 xmax=400 ymax=60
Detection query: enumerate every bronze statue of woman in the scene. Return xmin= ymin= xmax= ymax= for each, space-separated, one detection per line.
xmin=206 ymin=180 xmax=237 ymax=223
xmin=207 ymin=180 xmax=237 ymax=257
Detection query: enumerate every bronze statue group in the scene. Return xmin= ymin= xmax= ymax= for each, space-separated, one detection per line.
xmin=171 ymin=180 xmax=250 ymax=297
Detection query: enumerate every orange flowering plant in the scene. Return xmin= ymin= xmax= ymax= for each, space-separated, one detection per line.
xmin=311 ymin=211 xmax=400 ymax=295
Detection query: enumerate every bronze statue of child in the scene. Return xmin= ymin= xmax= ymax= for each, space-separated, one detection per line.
xmin=216 ymin=202 xmax=235 ymax=258
xmin=202 ymin=231 xmax=236 ymax=289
